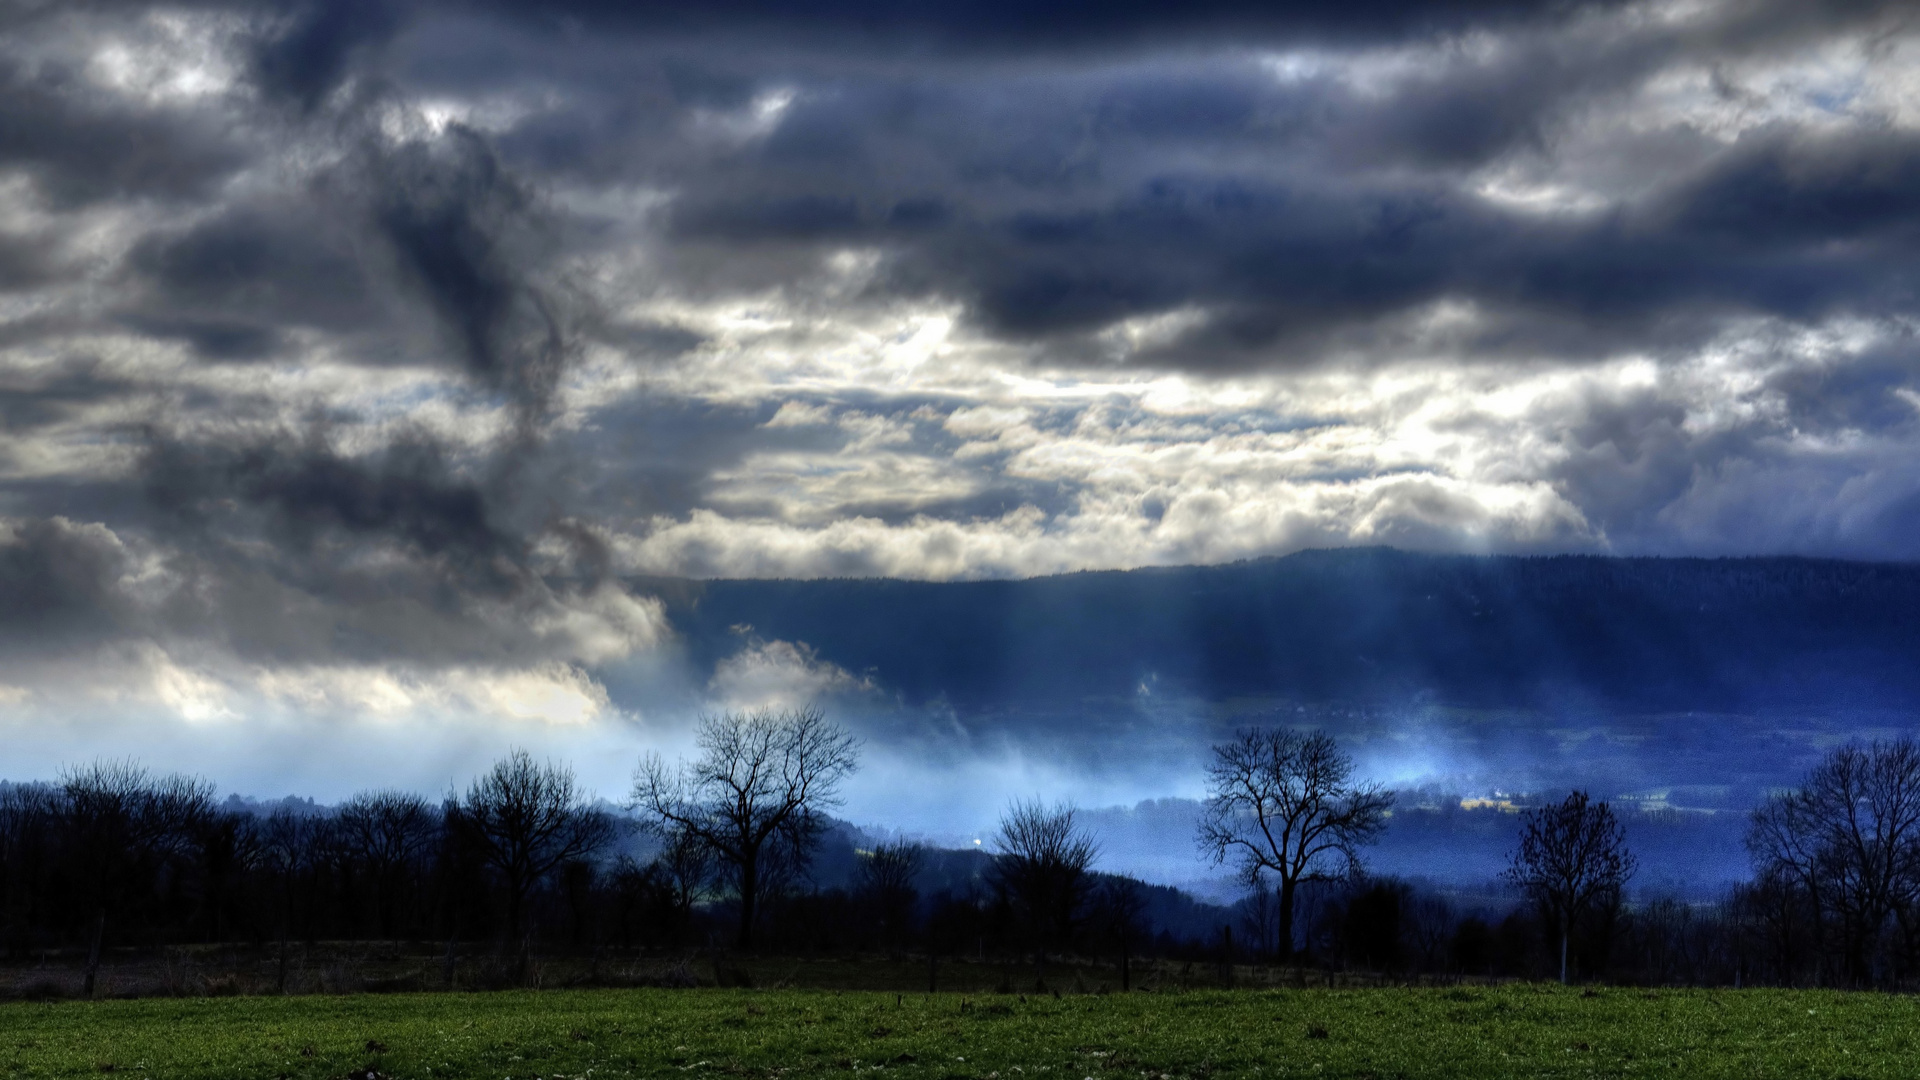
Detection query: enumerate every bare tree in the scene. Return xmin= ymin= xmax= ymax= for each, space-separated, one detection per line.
xmin=991 ymin=799 xmax=1099 ymax=973
xmin=1197 ymin=729 xmax=1392 ymax=960
xmin=193 ymin=808 xmax=262 ymax=943
xmin=630 ymin=706 xmax=860 ymax=949
xmin=1096 ymin=874 xmax=1150 ymax=991
xmin=259 ymin=805 xmax=329 ymax=992
xmin=0 ymin=783 xmax=57 ymax=959
xmin=1506 ymin=789 xmax=1636 ymax=984
xmin=336 ymin=789 xmax=440 ymax=939
xmin=856 ymin=840 xmax=924 ymax=951
xmin=1731 ymin=864 xmax=1817 ymax=986
xmin=1747 ymin=739 xmax=1920 ymax=986
xmin=1405 ymin=891 xmax=1456 ymax=973
xmin=1237 ymin=878 xmax=1282 ymax=961
xmin=59 ymin=760 xmax=214 ymax=997
xmin=458 ymin=749 xmax=615 ymax=948
xmin=1746 ymin=783 xmax=1831 ymax=980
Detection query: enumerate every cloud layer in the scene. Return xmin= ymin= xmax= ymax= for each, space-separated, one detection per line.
xmin=0 ymin=0 xmax=1917 ymax=814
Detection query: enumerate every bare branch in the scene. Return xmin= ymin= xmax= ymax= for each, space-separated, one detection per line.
xmin=1196 ymin=729 xmax=1392 ymax=958
xmin=628 ymin=705 xmax=860 ymax=948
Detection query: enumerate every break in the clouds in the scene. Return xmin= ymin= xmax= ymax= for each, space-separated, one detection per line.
xmin=1 ymin=0 xmax=1918 ymax=819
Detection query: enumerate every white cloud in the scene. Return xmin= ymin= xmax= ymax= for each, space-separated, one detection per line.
xmin=522 ymin=582 xmax=670 ymax=666
xmin=0 ymin=642 xmax=625 ymax=730
xmin=707 ymin=638 xmax=875 ymax=711
xmin=763 ymin=400 xmax=835 ymax=427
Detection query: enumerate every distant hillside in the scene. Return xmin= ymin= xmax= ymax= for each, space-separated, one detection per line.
xmin=636 ymin=548 xmax=1920 ymax=712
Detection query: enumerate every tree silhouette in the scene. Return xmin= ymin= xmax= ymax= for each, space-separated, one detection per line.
xmin=1197 ymin=729 xmax=1392 ymax=960
xmin=856 ymin=840 xmax=924 ymax=952
xmin=1096 ymin=874 xmax=1149 ymax=990
xmin=59 ymin=761 xmax=213 ymax=997
xmin=1747 ymin=739 xmax=1920 ymax=986
xmin=336 ymin=789 xmax=439 ymax=940
xmin=259 ymin=805 xmax=329 ymax=992
xmin=1506 ymin=789 xmax=1636 ymax=984
xmin=631 ymin=706 xmax=859 ymax=949
xmin=991 ymin=799 xmax=1098 ymax=977
xmin=458 ymin=750 xmax=614 ymax=952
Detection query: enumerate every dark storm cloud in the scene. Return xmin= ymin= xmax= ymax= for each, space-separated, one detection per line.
xmin=2 ymin=0 xmax=1918 ymax=652
xmin=0 ymin=361 xmax=133 ymax=433
xmin=660 ymin=119 xmax=1920 ymax=368
xmin=0 ymin=57 xmax=244 ymax=209
xmin=0 ymin=230 xmax=65 ymax=293
xmin=1526 ymin=328 xmax=1920 ymax=559
xmin=550 ymin=399 xmax=782 ymax=522
xmin=0 ymin=0 xmax=622 ymax=670
xmin=467 ymin=0 xmax=1911 ymax=58
xmin=1531 ymin=383 xmax=1702 ymax=542
xmin=1510 ymin=128 xmax=1920 ymax=319
xmin=144 ymin=431 xmax=522 ymax=588
xmin=253 ymin=0 xmax=409 ymax=111
xmin=113 ymin=313 xmax=285 ymax=362
xmin=1659 ymin=129 xmax=1920 ymax=249
xmin=112 ymin=119 xmax=576 ymax=398
xmin=587 ymin=319 xmax=706 ymax=361
xmin=126 ymin=206 xmax=385 ymax=335
xmin=204 ymin=0 xmax=1656 ymax=177
xmin=40 ymin=0 xmax=1860 ymax=382
xmin=1767 ymin=336 xmax=1920 ymax=433
xmin=372 ymin=0 xmax=1649 ymax=58
xmin=359 ymin=0 xmax=1902 ymax=373
xmin=128 ymin=428 xmax=655 ymax=666
xmin=358 ymin=125 xmax=572 ymax=426
xmin=0 ymin=517 xmax=137 ymax=648
xmin=168 ymin=435 xmax=492 ymax=541
xmin=55 ymin=0 xmax=1899 ymax=60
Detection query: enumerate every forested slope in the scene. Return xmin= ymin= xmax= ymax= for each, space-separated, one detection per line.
xmin=639 ymin=549 xmax=1920 ymax=711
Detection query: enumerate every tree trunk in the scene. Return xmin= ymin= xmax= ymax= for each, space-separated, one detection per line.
xmin=1560 ymin=914 xmax=1569 ymax=985
xmin=1034 ymin=922 xmax=1047 ymax=989
xmin=520 ymin=923 xmax=534 ymax=986
xmin=278 ymin=875 xmax=294 ymax=994
xmin=1277 ymin=878 xmax=1297 ymax=962
xmin=207 ymin=873 xmax=223 ymax=943
xmin=1121 ymin=934 xmax=1130 ymax=992
xmin=737 ymin=858 xmax=758 ymax=950
xmin=84 ymin=910 xmax=106 ymax=999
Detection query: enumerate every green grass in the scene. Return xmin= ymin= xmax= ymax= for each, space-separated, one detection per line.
xmin=3 ymin=985 xmax=1917 ymax=1079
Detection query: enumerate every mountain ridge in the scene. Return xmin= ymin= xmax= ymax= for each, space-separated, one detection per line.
xmin=631 ymin=547 xmax=1920 ymax=713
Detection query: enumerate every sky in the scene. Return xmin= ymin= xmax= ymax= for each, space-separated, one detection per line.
xmin=1 ymin=0 xmax=1917 ymax=871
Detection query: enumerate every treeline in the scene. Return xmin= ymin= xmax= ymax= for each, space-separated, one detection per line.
xmin=0 ymin=754 xmax=637 ymax=994
xmin=0 ymin=729 xmax=1225 ymax=993
xmin=1224 ymin=737 xmax=1920 ymax=991
xmin=0 ymin=769 xmax=1219 ymax=993
xmin=1232 ymin=868 xmax=1822 ymax=988
xmin=9 ymin=712 xmax=1920 ymax=994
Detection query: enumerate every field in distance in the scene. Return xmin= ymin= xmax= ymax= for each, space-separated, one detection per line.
xmin=4 ymin=984 xmax=1918 ymax=1080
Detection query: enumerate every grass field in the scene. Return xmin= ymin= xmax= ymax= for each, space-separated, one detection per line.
xmin=4 ymin=984 xmax=1918 ymax=1080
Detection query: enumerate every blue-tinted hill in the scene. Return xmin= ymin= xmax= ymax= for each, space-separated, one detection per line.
xmin=637 ymin=548 xmax=1920 ymax=712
